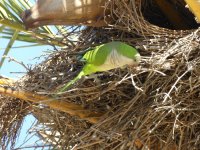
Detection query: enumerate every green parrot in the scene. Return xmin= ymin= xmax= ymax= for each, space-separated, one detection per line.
xmin=58 ymin=41 xmax=141 ymax=92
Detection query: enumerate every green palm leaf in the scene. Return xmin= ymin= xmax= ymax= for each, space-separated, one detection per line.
xmin=0 ymin=0 xmax=66 ymax=68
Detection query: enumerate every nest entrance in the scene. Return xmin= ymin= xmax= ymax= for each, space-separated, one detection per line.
xmin=142 ymin=0 xmax=199 ymax=30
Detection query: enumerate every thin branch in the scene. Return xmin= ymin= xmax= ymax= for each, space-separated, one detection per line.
xmin=3 ymin=56 xmax=31 ymax=71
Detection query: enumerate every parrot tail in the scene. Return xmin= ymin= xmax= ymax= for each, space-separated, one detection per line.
xmin=57 ymin=71 xmax=84 ymax=93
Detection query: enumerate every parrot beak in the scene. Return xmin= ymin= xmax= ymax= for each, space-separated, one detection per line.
xmin=135 ymin=53 xmax=141 ymax=64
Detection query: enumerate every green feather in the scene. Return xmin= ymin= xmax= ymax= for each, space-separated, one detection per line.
xmin=57 ymin=41 xmax=140 ymax=93
xmin=58 ymin=71 xmax=84 ymax=92
xmin=58 ymin=64 xmax=96 ymax=92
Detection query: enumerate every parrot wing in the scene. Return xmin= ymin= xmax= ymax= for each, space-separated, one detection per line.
xmin=82 ymin=44 xmax=112 ymax=66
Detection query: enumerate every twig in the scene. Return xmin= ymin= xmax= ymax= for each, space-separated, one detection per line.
xmin=3 ymin=56 xmax=31 ymax=71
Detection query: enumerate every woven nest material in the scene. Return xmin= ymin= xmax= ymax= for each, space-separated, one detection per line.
xmin=1 ymin=0 xmax=200 ymax=149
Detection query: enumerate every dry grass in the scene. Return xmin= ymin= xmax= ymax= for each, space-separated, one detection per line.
xmin=1 ymin=0 xmax=200 ymax=149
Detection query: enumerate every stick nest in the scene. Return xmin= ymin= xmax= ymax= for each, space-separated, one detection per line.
xmin=1 ymin=0 xmax=200 ymax=149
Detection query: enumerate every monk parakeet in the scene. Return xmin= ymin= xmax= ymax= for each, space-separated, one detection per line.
xmin=58 ymin=41 xmax=141 ymax=92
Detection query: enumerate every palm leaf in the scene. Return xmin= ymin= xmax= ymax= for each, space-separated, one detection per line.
xmin=0 ymin=30 xmax=19 ymax=67
xmin=0 ymin=0 xmax=66 ymax=68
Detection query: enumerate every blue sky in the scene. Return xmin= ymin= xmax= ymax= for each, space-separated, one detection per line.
xmin=0 ymin=37 xmax=52 ymax=149
xmin=0 ymin=39 xmax=48 ymax=78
